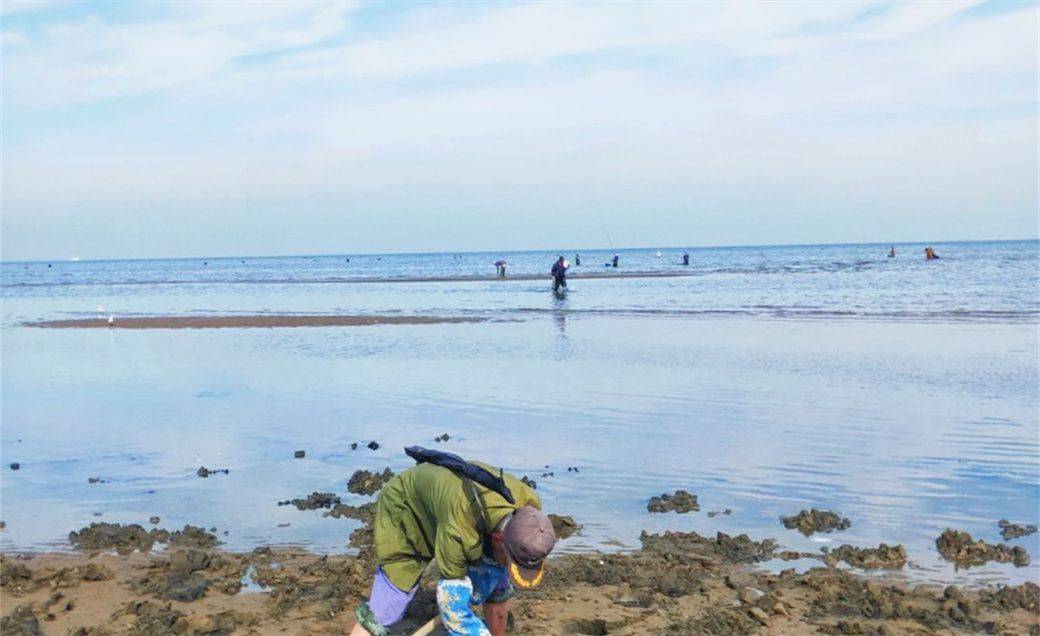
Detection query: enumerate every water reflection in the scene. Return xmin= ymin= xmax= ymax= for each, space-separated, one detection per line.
xmin=551 ymin=294 xmax=568 ymax=338
xmin=1 ymin=316 xmax=1035 ymax=586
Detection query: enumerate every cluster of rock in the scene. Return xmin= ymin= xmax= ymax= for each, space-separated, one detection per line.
xmin=998 ymin=519 xmax=1037 ymax=541
xmin=68 ymin=523 xmax=218 ymax=554
xmin=347 ymin=468 xmax=395 ymax=496
xmin=936 ymin=529 xmax=1030 ymax=568
xmin=647 ymin=490 xmax=700 ymax=514
xmin=780 ymin=509 xmax=851 ymax=536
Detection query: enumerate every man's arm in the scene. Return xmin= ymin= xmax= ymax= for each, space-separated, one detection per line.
xmin=437 ymin=577 xmax=491 ymax=636
xmin=483 ymin=601 xmax=509 ymax=636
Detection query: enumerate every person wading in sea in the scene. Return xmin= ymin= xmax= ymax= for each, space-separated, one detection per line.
xmin=551 ymin=256 xmax=568 ymax=292
xmin=350 ymin=448 xmax=555 ymax=636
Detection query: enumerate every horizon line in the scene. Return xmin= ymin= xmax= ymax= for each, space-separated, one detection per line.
xmin=1 ymin=236 xmax=1036 ymax=265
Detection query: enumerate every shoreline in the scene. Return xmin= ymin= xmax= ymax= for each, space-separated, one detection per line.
xmin=2 ymin=521 xmax=1037 ymax=635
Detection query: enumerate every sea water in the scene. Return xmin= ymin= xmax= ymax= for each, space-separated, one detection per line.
xmin=1 ymin=240 xmax=1037 ymax=585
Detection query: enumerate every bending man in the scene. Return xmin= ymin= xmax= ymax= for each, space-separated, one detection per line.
xmin=351 ymin=450 xmax=555 ymax=636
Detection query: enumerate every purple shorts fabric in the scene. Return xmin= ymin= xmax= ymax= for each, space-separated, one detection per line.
xmin=369 ymin=566 xmax=419 ymax=627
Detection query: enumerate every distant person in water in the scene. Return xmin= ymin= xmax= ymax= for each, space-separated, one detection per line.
xmin=551 ymin=256 xmax=568 ymax=291
xmin=574 ymin=254 xmax=581 ymax=266
xmin=888 ymin=246 xmax=896 ymax=258
xmin=495 ymin=260 xmax=507 ymax=278
xmin=611 ymin=254 xmax=619 ymax=268
xmin=924 ymin=246 xmax=939 ymax=260
xmin=682 ymin=252 xmax=690 ymax=266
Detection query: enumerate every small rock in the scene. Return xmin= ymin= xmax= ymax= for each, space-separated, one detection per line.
xmin=998 ymin=519 xmax=1038 ymax=541
xmin=549 ymin=514 xmax=581 ymax=539
xmin=10 ymin=463 xmax=20 ymax=471
xmin=725 ymin=573 xmax=755 ymax=590
xmin=828 ymin=543 xmax=908 ymax=569
xmin=521 ymin=476 xmax=537 ymax=490
xmin=779 ymin=509 xmax=851 ymax=536
xmin=286 ymin=492 xmax=342 ymax=510
xmin=347 ymin=468 xmax=395 ymax=496
xmin=1 ymin=604 xmax=39 ymax=634
xmin=647 ymin=490 xmax=699 ymax=514
xmin=366 ymin=441 xmax=380 ymax=451
xmin=937 ymin=528 xmax=1030 ymax=567
xmin=169 ymin=549 xmax=210 ymax=573
xmin=350 ymin=442 xmax=358 ymax=450
xmin=746 ymin=606 xmax=771 ymax=626
xmin=161 ymin=573 xmax=209 ymax=601
xmin=88 ymin=477 xmax=105 ymax=484
xmin=196 ymin=466 xmax=229 ymax=478
xmin=293 ymin=450 xmax=305 ymax=459
xmin=149 ymin=516 xmax=160 ymax=525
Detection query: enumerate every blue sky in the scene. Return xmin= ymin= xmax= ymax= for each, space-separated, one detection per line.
xmin=2 ymin=1 xmax=1037 ymax=260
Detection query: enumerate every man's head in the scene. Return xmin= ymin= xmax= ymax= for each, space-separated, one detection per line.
xmin=490 ymin=506 xmax=556 ymax=589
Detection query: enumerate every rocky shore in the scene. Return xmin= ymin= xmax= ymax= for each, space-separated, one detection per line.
xmin=2 ymin=481 xmax=1037 ymax=635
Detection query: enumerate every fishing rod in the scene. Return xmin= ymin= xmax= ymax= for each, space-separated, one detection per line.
xmin=601 ymin=223 xmax=615 ymax=251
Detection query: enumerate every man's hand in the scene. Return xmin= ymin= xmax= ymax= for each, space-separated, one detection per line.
xmin=484 ymin=601 xmax=509 ymax=636
xmin=437 ymin=577 xmax=491 ymax=636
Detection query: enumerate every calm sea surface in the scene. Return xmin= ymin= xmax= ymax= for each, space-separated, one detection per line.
xmin=2 ymin=241 xmax=1037 ymax=585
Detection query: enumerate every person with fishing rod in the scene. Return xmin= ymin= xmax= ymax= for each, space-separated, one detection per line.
xmin=350 ymin=447 xmax=555 ymax=636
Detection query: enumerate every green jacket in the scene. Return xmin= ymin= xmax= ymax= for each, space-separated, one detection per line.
xmin=373 ymin=460 xmax=540 ymax=590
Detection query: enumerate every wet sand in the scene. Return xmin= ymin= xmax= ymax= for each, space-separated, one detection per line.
xmin=26 ymin=315 xmax=492 ymax=330
xmin=2 ymin=521 xmax=1037 ymax=635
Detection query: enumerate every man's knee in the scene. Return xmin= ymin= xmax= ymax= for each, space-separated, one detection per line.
xmin=357 ymin=566 xmax=419 ymax=633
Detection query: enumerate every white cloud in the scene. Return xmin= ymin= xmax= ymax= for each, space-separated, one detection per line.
xmin=273 ymin=2 xmax=878 ymax=80
xmin=1 ymin=28 xmax=28 ymax=45
xmin=0 ymin=0 xmax=57 ymax=17
xmin=4 ymin=1 xmax=358 ymax=107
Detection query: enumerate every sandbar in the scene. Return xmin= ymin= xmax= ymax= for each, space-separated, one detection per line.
xmin=27 ymin=315 xmax=490 ymax=330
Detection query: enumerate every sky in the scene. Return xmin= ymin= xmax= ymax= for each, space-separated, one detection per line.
xmin=1 ymin=1 xmax=1037 ymax=260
